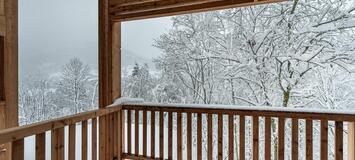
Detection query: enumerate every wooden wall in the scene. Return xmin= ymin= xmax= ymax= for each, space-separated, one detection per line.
xmin=0 ymin=0 xmax=19 ymax=159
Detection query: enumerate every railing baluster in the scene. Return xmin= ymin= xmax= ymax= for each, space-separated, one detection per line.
xmin=292 ymin=118 xmax=298 ymax=160
xmin=36 ymin=133 xmax=46 ymax=160
xmin=197 ymin=113 xmax=202 ymax=160
xmin=12 ymin=139 xmax=24 ymax=160
xmin=239 ymin=115 xmax=245 ymax=160
xmin=143 ymin=110 xmax=147 ymax=157
xmin=68 ymin=124 xmax=75 ymax=160
xmin=121 ymin=110 xmax=126 ymax=154
xmin=218 ymin=114 xmax=223 ymax=160
xmin=135 ymin=110 xmax=139 ymax=156
xmin=151 ymin=111 xmax=156 ymax=158
xmin=208 ymin=113 xmax=213 ymax=160
xmin=335 ymin=121 xmax=343 ymax=160
xmin=229 ymin=115 xmax=234 ymax=160
xmin=264 ymin=117 xmax=271 ymax=160
xmin=114 ymin=113 xmax=119 ymax=158
xmin=278 ymin=117 xmax=285 ymax=160
xmin=321 ymin=120 xmax=328 ymax=160
xmin=160 ymin=111 xmax=164 ymax=159
xmin=253 ymin=116 xmax=259 ymax=160
xmin=305 ymin=120 xmax=313 ymax=160
xmin=82 ymin=120 xmax=88 ymax=160
xmin=187 ymin=112 xmax=192 ymax=160
xmin=51 ymin=127 xmax=64 ymax=160
xmin=168 ymin=111 xmax=173 ymax=160
xmin=92 ymin=118 xmax=97 ymax=160
xmin=177 ymin=112 xmax=182 ymax=160
xmin=127 ymin=110 xmax=131 ymax=154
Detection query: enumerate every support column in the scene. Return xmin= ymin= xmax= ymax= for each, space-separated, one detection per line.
xmin=99 ymin=0 xmax=121 ymax=159
xmin=0 ymin=0 xmax=20 ymax=159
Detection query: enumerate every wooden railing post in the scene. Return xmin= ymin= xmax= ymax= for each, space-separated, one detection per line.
xmin=349 ymin=122 xmax=355 ymax=160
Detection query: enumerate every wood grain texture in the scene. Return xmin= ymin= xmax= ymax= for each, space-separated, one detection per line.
xmin=143 ymin=110 xmax=147 ymax=157
xmin=208 ymin=114 xmax=213 ymax=160
xmin=112 ymin=0 xmax=284 ymax=21
xmin=168 ymin=112 xmax=173 ymax=160
xmin=36 ymin=133 xmax=46 ymax=160
xmin=92 ymin=118 xmax=97 ymax=160
xmin=239 ymin=116 xmax=245 ymax=160
xmin=291 ymin=119 xmax=298 ymax=160
xmin=187 ymin=112 xmax=192 ymax=160
xmin=82 ymin=121 xmax=88 ymax=160
xmin=264 ymin=117 xmax=271 ymax=160
xmin=177 ymin=112 xmax=182 ymax=160
xmin=305 ymin=120 xmax=313 ymax=160
xmin=135 ymin=110 xmax=139 ymax=156
xmin=228 ymin=115 xmax=234 ymax=160
xmin=278 ymin=118 xmax=285 ymax=160
xmin=320 ymin=120 xmax=328 ymax=160
xmin=218 ymin=114 xmax=223 ymax=160
xmin=69 ymin=124 xmax=76 ymax=160
xmin=252 ymin=116 xmax=259 ymax=160
xmin=197 ymin=113 xmax=202 ymax=160
xmin=335 ymin=121 xmax=343 ymax=160
xmin=151 ymin=111 xmax=156 ymax=158
xmin=127 ymin=110 xmax=131 ymax=154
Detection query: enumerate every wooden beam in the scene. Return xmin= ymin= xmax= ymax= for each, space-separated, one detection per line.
xmin=112 ymin=0 xmax=284 ymax=21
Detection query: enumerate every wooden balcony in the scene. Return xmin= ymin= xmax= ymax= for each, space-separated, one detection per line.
xmin=1 ymin=100 xmax=355 ymax=160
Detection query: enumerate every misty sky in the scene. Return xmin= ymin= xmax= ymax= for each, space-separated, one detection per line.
xmin=19 ymin=0 xmax=172 ymax=78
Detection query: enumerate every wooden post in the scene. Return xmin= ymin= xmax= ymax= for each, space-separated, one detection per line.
xmin=349 ymin=122 xmax=355 ymax=160
xmin=0 ymin=0 xmax=19 ymax=159
xmin=99 ymin=0 xmax=121 ymax=159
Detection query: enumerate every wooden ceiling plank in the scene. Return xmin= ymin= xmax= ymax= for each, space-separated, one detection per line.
xmin=111 ymin=0 xmax=222 ymax=14
xmin=112 ymin=0 xmax=284 ymax=21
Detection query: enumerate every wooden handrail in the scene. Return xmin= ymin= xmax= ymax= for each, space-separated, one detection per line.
xmin=122 ymin=102 xmax=355 ymax=121
xmin=0 ymin=104 xmax=122 ymax=144
xmin=121 ymin=103 xmax=355 ymax=160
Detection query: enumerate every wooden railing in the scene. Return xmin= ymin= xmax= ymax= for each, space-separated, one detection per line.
xmin=121 ymin=103 xmax=355 ymax=160
xmin=0 ymin=104 xmax=122 ymax=160
xmin=1 ymin=101 xmax=355 ymax=160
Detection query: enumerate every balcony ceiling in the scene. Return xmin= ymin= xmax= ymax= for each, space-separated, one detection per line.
xmin=110 ymin=0 xmax=285 ymax=21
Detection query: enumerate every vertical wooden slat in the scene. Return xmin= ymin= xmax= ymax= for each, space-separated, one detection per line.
xmin=127 ymin=110 xmax=131 ymax=154
xmin=92 ymin=118 xmax=97 ymax=160
xmin=305 ymin=120 xmax=313 ymax=160
xmin=135 ymin=110 xmax=139 ymax=156
xmin=320 ymin=120 xmax=328 ymax=160
xmin=197 ymin=113 xmax=202 ymax=160
xmin=51 ymin=129 xmax=58 ymax=160
xmin=168 ymin=111 xmax=173 ymax=160
xmin=114 ymin=113 xmax=119 ymax=159
xmin=151 ymin=111 xmax=156 ymax=158
xmin=82 ymin=121 xmax=88 ymax=160
xmin=292 ymin=118 xmax=298 ymax=160
xmin=264 ymin=117 xmax=271 ymax=160
xmin=278 ymin=118 xmax=285 ymax=160
xmin=228 ymin=115 xmax=234 ymax=160
xmin=239 ymin=116 xmax=245 ymax=160
xmin=253 ymin=116 xmax=259 ymax=160
xmin=11 ymin=139 xmax=24 ymax=160
xmin=187 ymin=112 xmax=192 ymax=160
xmin=208 ymin=114 xmax=213 ymax=160
xmin=36 ymin=133 xmax=46 ymax=160
xmin=160 ymin=111 xmax=164 ymax=159
xmin=177 ymin=112 xmax=182 ymax=160
xmin=68 ymin=124 xmax=76 ymax=160
xmin=335 ymin=121 xmax=343 ymax=160
xmin=218 ymin=114 xmax=223 ymax=160
xmin=121 ymin=110 xmax=126 ymax=154
xmin=143 ymin=110 xmax=147 ymax=157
